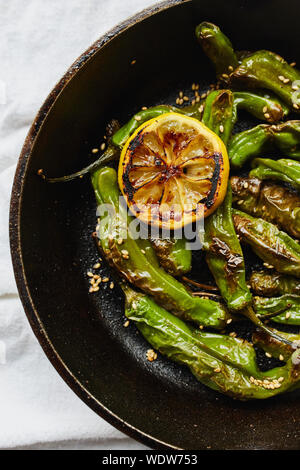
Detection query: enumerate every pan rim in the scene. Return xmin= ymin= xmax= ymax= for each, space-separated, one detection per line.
xmin=9 ymin=0 xmax=189 ymax=451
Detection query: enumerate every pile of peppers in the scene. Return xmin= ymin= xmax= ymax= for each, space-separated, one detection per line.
xmin=43 ymin=22 xmax=300 ymax=400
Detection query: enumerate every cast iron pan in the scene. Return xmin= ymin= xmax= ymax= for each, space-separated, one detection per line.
xmin=9 ymin=0 xmax=300 ymax=450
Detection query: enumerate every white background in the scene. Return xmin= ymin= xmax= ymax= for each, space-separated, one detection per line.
xmin=0 ymin=0 xmax=161 ymax=450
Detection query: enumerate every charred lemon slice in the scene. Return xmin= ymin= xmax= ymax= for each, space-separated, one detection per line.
xmin=118 ymin=112 xmax=229 ymax=229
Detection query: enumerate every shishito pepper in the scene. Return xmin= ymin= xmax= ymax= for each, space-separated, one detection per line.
xmin=149 ymin=237 xmax=191 ymax=276
xmin=124 ymin=285 xmax=300 ymax=400
xmin=202 ymin=89 xmax=236 ymax=142
xmin=231 ymin=176 xmax=300 ymax=238
xmin=250 ymin=158 xmax=300 ymax=191
xmin=92 ymin=166 xmax=230 ymax=328
xmin=195 ymin=22 xmax=239 ymax=79
xmin=254 ymin=294 xmax=300 ymax=326
xmin=228 ymin=50 xmax=300 ymax=112
xmin=233 ymin=209 xmax=300 ymax=278
xmin=233 ymin=91 xmax=289 ymax=123
xmin=229 ymin=121 xmax=300 ymax=168
xmin=203 ymin=186 xmax=252 ymax=311
xmin=253 ymin=328 xmax=300 ymax=362
xmin=250 ymin=270 xmax=300 ymax=297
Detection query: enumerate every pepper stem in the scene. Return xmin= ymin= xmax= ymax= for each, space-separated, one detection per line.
xmin=38 ymin=146 xmax=119 ymax=183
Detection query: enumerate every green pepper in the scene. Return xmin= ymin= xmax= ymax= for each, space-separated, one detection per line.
xmin=233 ymin=209 xmax=300 ymax=277
xmin=149 ymin=237 xmax=191 ymax=276
xmin=231 ymin=176 xmax=300 ymax=238
xmin=203 ymin=186 xmax=252 ymax=311
xmin=254 ymin=294 xmax=300 ymax=326
xmin=92 ymin=166 xmax=230 ymax=328
xmin=202 ymin=90 xmax=236 ymax=143
xmin=250 ymin=270 xmax=300 ymax=297
xmin=253 ymin=328 xmax=300 ymax=362
xmin=250 ymin=158 xmax=300 ymax=191
xmin=195 ymin=22 xmax=239 ymax=79
xmin=112 ymin=104 xmax=204 ymax=147
xmin=229 ymin=121 xmax=300 ymax=168
xmin=229 ymin=50 xmax=300 ymax=111
xmin=233 ymin=91 xmax=289 ymax=123
xmin=124 ymin=285 xmax=300 ymax=400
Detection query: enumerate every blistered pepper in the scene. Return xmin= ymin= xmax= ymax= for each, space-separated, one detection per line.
xmin=250 ymin=158 xmax=300 ymax=191
xmin=149 ymin=237 xmax=191 ymax=276
xmin=253 ymin=328 xmax=300 ymax=362
xmin=124 ymin=284 xmax=300 ymax=400
xmin=233 ymin=91 xmax=289 ymax=123
xmin=195 ymin=22 xmax=239 ymax=79
xmin=250 ymin=270 xmax=300 ymax=297
xmin=229 ymin=121 xmax=300 ymax=168
xmin=202 ymin=89 xmax=236 ymax=142
xmin=233 ymin=209 xmax=300 ymax=277
xmin=92 ymin=166 xmax=230 ymax=328
xmin=203 ymin=186 xmax=252 ymax=311
xmin=254 ymin=294 xmax=300 ymax=326
xmin=231 ymin=176 xmax=300 ymax=238
xmin=229 ymin=50 xmax=300 ymax=111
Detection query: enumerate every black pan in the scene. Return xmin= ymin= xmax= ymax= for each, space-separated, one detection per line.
xmin=9 ymin=0 xmax=300 ymax=450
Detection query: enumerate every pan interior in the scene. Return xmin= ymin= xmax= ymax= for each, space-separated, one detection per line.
xmin=15 ymin=0 xmax=300 ymax=450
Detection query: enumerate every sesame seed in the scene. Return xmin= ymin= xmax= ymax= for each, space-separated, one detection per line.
xmin=214 ymin=367 xmax=221 ymax=373
xmin=199 ymin=104 xmax=204 ymax=113
xmin=226 ymin=318 xmax=232 ymax=324
xmin=121 ymin=249 xmax=129 ymax=256
xmin=278 ymin=75 xmax=285 ymax=82
xmin=293 ymin=103 xmax=299 ymax=109
xmin=244 ymin=182 xmax=249 ymax=189
xmin=92 ymin=148 xmax=99 ymax=154
xmin=222 ymin=73 xmax=229 ymax=79
xmin=183 ymin=96 xmax=189 ymax=101
xmin=283 ymin=78 xmax=290 ymax=84
xmin=264 ymin=113 xmax=270 ymax=119
xmin=102 ymin=277 xmax=109 ymax=283
xmin=87 ymin=272 xmax=93 ymax=277
xmin=195 ymin=96 xmax=200 ymax=103
xmin=201 ymin=93 xmax=207 ymax=99
xmin=135 ymin=115 xmax=142 ymax=121
xmin=290 ymin=62 xmax=296 ymax=67
xmin=228 ymin=65 xmax=233 ymax=71
xmin=278 ymin=377 xmax=284 ymax=382
xmin=176 ymin=98 xmax=180 ymax=105
xmin=141 ymin=106 xmax=148 ymax=110
xmin=117 ymin=238 xmax=123 ymax=245
xmin=179 ymin=91 xmax=183 ymax=98
xmin=100 ymin=143 xmax=106 ymax=151
xmin=263 ymin=106 xmax=268 ymax=113
xmin=237 ymin=200 xmax=244 ymax=205
xmin=199 ymin=325 xmax=204 ymax=330
xmin=265 ymin=352 xmax=272 ymax=358
xmin=219 ymin=124 xmax=224 ymax=133
xmin=146 ymin=349 xmax=157 ymax=362
xmin=109 ymin=282 xmax=114 ymax=289
xmin=124 ymin=320 xmax=130 ymax=327
xmin=286 ymin=312 xmax=291 ymax=319
xmin=279 ymin=354 xmax=284 ymax=361
xmin=132 ymin=302 xmax=137 ymax=310
xmin=93 ymin=263 xmax=100 ymax=269
xmin=93 ymin=286 xmax=99 ymax=292
xmin=292 ymin=85 xmax=299 ymax=90
xmin=131 ymin=59 xmax=136 ymax=65
xmin=141 ymin=249 xmax=146 ymax=254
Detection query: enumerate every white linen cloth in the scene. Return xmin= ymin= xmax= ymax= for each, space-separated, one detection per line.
xmin=0 ymin=0 xmax=158 ymax=450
